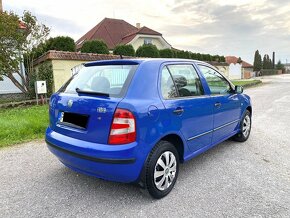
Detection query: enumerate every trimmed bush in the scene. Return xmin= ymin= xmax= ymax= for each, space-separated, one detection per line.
xmin=45 ymin=36 xmax=76 ymax=52
xmin=159 ymin=49 xmax=174 ymax=58
xmin=175 ymin=50 xmax=190 ymax=59
xmin=191 ymin=53 xmax=197 ymax=60
xmin=81 ymin=40 xmax=109 ymax=54
xmin=261 ymin=69 xmax=278 ymax=75
xmin=113 ymin=44 xmax=135 ymax=56
xmin=219 ymin=56 xmax=226 ymax=62
xmin=136 ymin=44 xmax=159 ymax=58
xmin=196 ymin=53 xmax=202 ymax=60
xmin=29 ymin=62 xmax=54 ymax=97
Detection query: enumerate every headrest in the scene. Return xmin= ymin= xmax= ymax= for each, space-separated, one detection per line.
xmin=91 ymin=76 xmax=110 ymax=92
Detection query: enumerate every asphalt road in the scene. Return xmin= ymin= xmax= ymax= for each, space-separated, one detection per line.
xmin=1 ymin=75 xmax=290 ymax=218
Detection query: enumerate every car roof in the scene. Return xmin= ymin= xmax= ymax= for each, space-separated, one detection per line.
xmin=84 ymin=58 xmax=209 ymax=67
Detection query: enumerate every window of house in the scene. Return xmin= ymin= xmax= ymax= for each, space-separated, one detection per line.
xmin=144 ymin=38 xmax=152 ymax=45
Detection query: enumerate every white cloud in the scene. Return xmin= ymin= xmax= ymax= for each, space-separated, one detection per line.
xmin=4 ymin=0 xmax=290 ymax=63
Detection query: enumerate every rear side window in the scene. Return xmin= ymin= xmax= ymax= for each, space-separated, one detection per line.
xmin=165 ymin=65 xmax=204 ymax=97
xmin=198 ymin=65 xmax=232 ymax=95
xmin=61 ymin=65 xmax=137 ymax=97
xmin=161 ymin=67 xmax=178 ymax=99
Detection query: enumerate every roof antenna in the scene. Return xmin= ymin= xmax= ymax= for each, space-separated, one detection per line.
xmin=120 ymin=54 xmax=123 ymax=59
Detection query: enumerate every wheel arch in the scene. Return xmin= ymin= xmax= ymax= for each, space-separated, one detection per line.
xmin=159 ymin=133 xmax=185 ymax=163
xmin=246 ymin=106 xmax=252 ymax=116
xmin=137 ymin=132 xmax=185 ymax=188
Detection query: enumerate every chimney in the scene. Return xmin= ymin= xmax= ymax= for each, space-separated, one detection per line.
xmin=0 ymin=0 xmax=3 ymax=13
xmin=136 ymin=23 xmax=141 ymax=29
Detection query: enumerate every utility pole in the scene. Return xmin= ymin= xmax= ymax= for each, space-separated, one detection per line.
xmin=0 ymin=0 xmax=3 ymax=13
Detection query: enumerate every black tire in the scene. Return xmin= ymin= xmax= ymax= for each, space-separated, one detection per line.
xmin=233 ymin=110 xmax=251 ymax=142
xmin=145 ymin=140 xmax=179 ymax=199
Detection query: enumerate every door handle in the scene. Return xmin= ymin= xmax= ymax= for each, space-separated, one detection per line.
xmin=173 ymin=107 xmax=184 ymax=115
xmin=214 ymin=102 xmax=222 ymax=108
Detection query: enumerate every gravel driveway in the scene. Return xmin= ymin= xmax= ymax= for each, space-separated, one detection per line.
xmin=1 ymin=75 xmax=290 ymax=217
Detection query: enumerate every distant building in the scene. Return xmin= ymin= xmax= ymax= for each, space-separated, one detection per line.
xmin=225 ymin=56 xmax=254 ymax=79
xmin=283 ymin=63 xmax=290 ymax=74
xmin=76 ymin=18 xmax=171 ymax=52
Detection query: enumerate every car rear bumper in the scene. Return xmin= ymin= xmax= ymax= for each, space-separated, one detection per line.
xmin=45 ymin=127 xmax=146 ymax=183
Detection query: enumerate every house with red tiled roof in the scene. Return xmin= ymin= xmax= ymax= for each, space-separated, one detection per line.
xmin=225 ymin=56 xmax=254 ymax=79
xmin=76 ymin=18 xmax=171 ymax=51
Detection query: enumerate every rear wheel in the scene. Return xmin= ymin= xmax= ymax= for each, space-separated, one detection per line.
xmin=145 ymin=141 xmax=179 ymax=199
xmin=233 ymin=110 xmax=251 ymax=142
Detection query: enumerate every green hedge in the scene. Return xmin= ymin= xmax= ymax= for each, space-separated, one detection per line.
xmin=261 ymin=69 xmax=278 ymax=75
xmin=159 ymin=48 xmax=174 ymax=58
xmin=136 ymin=44 xmax=159 ymax=58
xmin=113 ymin=44 xmax=135 ymax=56
xmin=80 ymin=40 xmax=109 ymax=54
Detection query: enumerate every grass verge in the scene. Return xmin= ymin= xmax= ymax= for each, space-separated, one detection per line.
xmin=0 ymin=105 xmax=48 ymax=148
xmin=231 ymin=79 xmax=262 ymax=88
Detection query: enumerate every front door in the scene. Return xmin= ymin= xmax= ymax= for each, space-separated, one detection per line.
xmin=160 ymin=64 xmax=214 ymax=152
xmin=198 ymin=65 xmax=241 ymax=144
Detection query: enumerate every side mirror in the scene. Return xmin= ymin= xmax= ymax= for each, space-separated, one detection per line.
xmin=235 ymin=85 xmax=243 ymax=94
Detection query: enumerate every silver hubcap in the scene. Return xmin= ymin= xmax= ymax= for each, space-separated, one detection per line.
xmin=154 ymin=151 xmax=177 ymax=191
xmin=242 ymin=115 xmax=251 ymax=137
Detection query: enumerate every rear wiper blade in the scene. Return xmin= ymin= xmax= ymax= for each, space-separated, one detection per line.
xmin=75 ymin=88 xmax=110 ymax=97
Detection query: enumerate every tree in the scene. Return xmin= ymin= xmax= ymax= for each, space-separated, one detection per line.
xmin=204 ymin=54 xmax=212 ymax=61
xmin=220 ymin=56 xmax=226 ymax=62
xmin=113 ymin=44 xmax=135 ymax=56
xmin=212 ymin=55 xmax=220 ymax=62
xmin=237 ymin=57 xmax=242 ymax=64
xmin=191 ymin=53 xmax=197 ymax=60
xmin=263 ymin=54 xmax=273 ymax=69
xmin=136 ymin=44 xmax=159 ymax=58
xmin=159 ymin=48 xmax=174 ymax=58
xmin=196 ymin=53 xmax=202 ymax=60
xmin=80 ymin=40 xmax=109 ymax=54
xmin=0 ymin=11 xmax=50 ymax=93
xmin=276 ymin=60 xmax=284 ymax=70
xmin=45 ymin=36 xmax=76 ymax=52
xmin=262 ymin=54 xmax=267 ymax=69
xmin=253 ymin=50 xmax=262 ymax=71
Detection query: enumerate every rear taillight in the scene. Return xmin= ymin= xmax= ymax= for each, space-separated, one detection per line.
xmin=108 ymin=108 xmax=136 ymax=145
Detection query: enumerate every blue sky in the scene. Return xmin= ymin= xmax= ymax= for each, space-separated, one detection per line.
xmin=4 ymin=0 xmax=290 ymax=64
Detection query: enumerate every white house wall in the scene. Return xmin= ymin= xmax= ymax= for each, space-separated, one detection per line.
xmin=228 ymin=63 xmax=242 ymax=80
xmin=129 ymin=35 xmax=171 ymax=50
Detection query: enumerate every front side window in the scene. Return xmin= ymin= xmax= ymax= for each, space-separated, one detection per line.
xmin=167 ymin=65 xmax=204 ymax=97
xmin=60 ymin=64 xmax=137 ymax=97
xmin=198 ymin=65 xmax=232 ymax=95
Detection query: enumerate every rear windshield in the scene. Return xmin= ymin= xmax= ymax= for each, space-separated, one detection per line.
xmin=60 ymin=64 xmax=138 ymax=97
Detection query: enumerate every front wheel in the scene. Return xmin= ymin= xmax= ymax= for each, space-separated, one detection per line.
xmin=145 ymin=141 xmax=179 ymax=199
xmin=233 ymin=110 xmax=251 ymax=142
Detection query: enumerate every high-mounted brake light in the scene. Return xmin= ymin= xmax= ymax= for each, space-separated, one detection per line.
xmin=108 ymin=109 xmax=136 ymax=145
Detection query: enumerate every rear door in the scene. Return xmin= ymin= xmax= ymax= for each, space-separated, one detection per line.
xmin=198 ymin=65 xmax=241 ymax=144
xmin=160 ymin=64 xmax=214 ymax=152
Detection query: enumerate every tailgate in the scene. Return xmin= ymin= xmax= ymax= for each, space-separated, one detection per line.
xmin=49 ymin=93 xmax=120 ymax=144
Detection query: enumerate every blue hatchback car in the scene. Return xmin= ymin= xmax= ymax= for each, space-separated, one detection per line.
xmin=46 ymin=59 xmax=252 ymax=199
